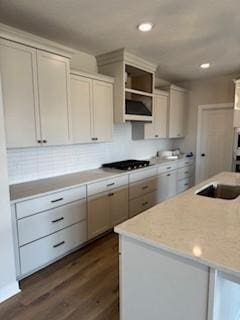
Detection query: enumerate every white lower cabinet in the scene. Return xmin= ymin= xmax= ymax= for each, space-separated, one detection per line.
xmin=129 ymin=191 xmax=158 ymax=218
xmin=13 ymin=185 xmax=87 ymax=278
xmin=157 ymin=171 xmax=177 ymax=202
xmin=88 ymin=185 xmax=129 ymax=240
xmin=12 ymin=159 xmax=195 ymax=279
xmin=18 ymin=199 xmax=86 ymax=246
xmin=119 ymin=236 xmax=209 ymax=320
xmin=20 ymin=221 xmax=87 ymax=276
xmin=88 ymin=193 xmax=111 ymax=239
xmin=111 ymin=187 xmax=129 ymax=226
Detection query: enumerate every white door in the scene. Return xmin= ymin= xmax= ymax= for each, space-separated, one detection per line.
xmin=37 ymin=50 xmax=70 ymax=145
xmin=0 ymin=39 xmax=40 ymax=148
xmin=70 ymin=75 xmax=92 ymax=143
xmin=92 ymin=80 xmax=113 ymax=142
xmin=145 ymin=93 xmax=168 ymax=139
xmin=197 ymin=105 xmax=233 ymax=183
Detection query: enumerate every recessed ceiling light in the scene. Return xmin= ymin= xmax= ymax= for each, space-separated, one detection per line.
xmin=138 ymin=22 xmax=153 ymax=32
xmin=200 ymin=63 xmax=210 ymax=69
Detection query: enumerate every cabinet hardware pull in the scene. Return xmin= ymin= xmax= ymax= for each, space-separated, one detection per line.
xmin=106 ymin=182 xmax=115 ymax=187
xmin=52 ymin=217 xmax=64 ymax=223
xmin=51 ymin=197 xmax=63 ymax=203
xmin=154 ymin=135 xmax=159 ymax=138
xmin=108 ymin=192 xmax=114 ymax=197
xmin=142 ymin=185 xmax=148 ymax=190
xmin=92 ymin=137 xmax=98 ymax=141
xmin=142 ymin=201 xmax=148 ymax=206
xmin=167 ymin=167 xmax=172 ymax=170
xmin=167 ymin=173 xmax=171 ymax=176
xmin=37 ymin=140 xmax=41 ymax=143
xmin=53 ymin=241 xmax=65 ymax=248
xmin=184 ymin=171 xmax=189 ymax=174
xmin=42 ymin=140 xmax=47 ymax=143
xmin=184 ymin=183 xmax=189 ymax=186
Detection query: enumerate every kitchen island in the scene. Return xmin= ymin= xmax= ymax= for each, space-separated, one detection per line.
xmin=115 ymin=172 xmax=240 ymax=320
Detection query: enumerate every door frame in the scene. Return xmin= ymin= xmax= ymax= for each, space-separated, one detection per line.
xmin=195 ymin=103 xmax=234 ymax=184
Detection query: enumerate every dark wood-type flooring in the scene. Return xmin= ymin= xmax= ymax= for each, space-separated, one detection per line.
xmin=0 ymin=233 xmax=119 ymax=320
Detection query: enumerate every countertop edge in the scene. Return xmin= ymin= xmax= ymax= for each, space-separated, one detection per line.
xmin=114 ymin=226 xmax=240 ymax=279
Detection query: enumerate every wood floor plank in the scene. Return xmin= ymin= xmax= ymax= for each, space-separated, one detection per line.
xmin=0 ymin=233 xmax=119 ymax=320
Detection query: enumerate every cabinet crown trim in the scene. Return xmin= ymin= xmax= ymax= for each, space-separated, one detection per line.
xmin=154 ymin=89 xmax=169 ymax=96
xmin=162 ymin=84 xmax=188 ymax=93
xmin=70 ymin=69 xmax=114 ymax=83
xmin=96 ymin=48 xmax=157 ymax=73
xmin=0 ymin=22 xmax=75 ymax=58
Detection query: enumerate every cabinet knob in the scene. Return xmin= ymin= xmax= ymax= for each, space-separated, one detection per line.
xmin=155 ymin=134 xmax=159 ymax=138
xmin=92 ymin=137 xmax=98 ymax=141
xmin=201 ymin=153 xmax=205 ymax=157
xmin=37 ymin=140 xmax=41 ymax=144
xmin=42 ymin=140 xmax=47 ymax=144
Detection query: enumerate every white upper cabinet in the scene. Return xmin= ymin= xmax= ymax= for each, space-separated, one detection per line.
xmin=145 ymin=90 xmax=168 ymax=139
xmin=0 ymin=39 xmax=71 ymax=148
xmin=92 ymin=80 xmax=113 ymax=142
xmin=70 ymin=71 xmax=113 ymax=143
xmin=0 ymin=39 xmax=40 ymax=148
xmin=168 ymin=85 xmax=187 ymax=138
xmin=70 ymin=75 xmax=92 ymax=143
xmin=37 ymin=51 xmax=70 ymax=145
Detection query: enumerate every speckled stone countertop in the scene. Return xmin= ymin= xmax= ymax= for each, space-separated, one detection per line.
xmin=9 ymin=168 xmax=125 ymax=202
xmin=10 ymin=156 xmax=193 ymax=203
xmin=115 ymin=172 xmax=240 ymax=277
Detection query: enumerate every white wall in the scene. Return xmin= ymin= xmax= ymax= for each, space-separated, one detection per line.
xmin=70 ymin=51 xmax=98 ymax=73
xmin=0 ymin=76 xmax=19 ymax=302
xmin=8 ymin=123 xmax=173 ymax=184
xmin=175 ymin=74 xmax=236 ymax=154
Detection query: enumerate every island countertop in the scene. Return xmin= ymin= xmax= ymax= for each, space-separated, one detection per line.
xmin=115 ymin=172 xmax=240 ymax=278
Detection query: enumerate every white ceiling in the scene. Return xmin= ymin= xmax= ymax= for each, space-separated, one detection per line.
xmin=0 ymin=0 xmax=240 ymax=81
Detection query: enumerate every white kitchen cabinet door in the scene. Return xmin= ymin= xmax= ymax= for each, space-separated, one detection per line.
xmin=111 ymin=187 xmax=129 ymax=226
xmin=92 ymin=80 xmax=113 ymax=142
xmin=145 ymin=92 xmax=168 ymax=139
xmin=169 ymin=88 xmax=186 ymax=138
xmin=37 ymin=50 xmax=70 ymax=145
xmin=88 ymin=193 xmax=111 ymax=239
xmin=157 ymin=171 xmax=177 ymax=202
xmin=0 ymin=39 xmax=40 ymax=148
xmin=70 ymin=75 xmax=92 ymax=143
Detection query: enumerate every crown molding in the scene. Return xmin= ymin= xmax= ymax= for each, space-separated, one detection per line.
xmin=96 ymin=48 xmax=157 ymax=73
xmin=0 ymin=23 xmax=76 ymax=58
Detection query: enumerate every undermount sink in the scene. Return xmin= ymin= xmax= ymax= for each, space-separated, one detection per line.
xmin=196 ymin=183 xmax=240 ymax=200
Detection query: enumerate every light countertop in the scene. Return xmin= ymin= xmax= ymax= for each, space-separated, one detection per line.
xmin=115 ymin=172 xmax=240 ymax=278
xmin=9 ymin=168 xmax=125 ymax=202
xmin=9 ymin=156 xmax=193 ymax=203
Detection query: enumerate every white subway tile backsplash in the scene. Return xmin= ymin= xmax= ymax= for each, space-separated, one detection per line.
xmin=7 ymin=124 xmax=173 ymax=184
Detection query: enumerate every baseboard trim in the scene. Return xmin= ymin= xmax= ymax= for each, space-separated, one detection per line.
xmin=0 ymin=281 xmax=20 ymax=303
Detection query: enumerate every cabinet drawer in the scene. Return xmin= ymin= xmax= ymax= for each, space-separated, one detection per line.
xmin=129 ymin=177 xmax=158 ymax=200
xmin=157 ymin=162 xmax=177 ymax=174
xmin=16 ymin=186 xmax=86 ymax=219
xmin=87 ymin=175 xmax=128 ymax=196
xmin=18 ymin=199 xmax=86 ymax=246
xmin=129 ymin=167 xmax=157 ymax=184
xmin=20 ymin=221 xmax=87 ymax=276
xmin=177 ymin=165 xmax=193 ymax=180
xmin=177 ymin=158 xmax=194 ymax=168
xmin=177 ymin=178 xmax=192 ymax=193
xmin=129 ymin=191 xmax=158 ymax=218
